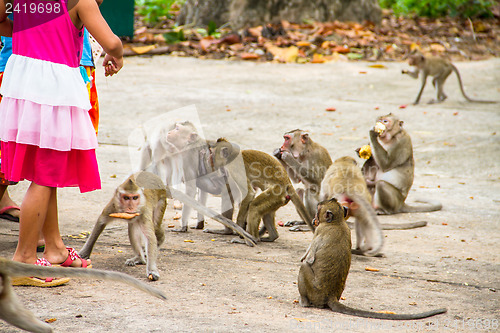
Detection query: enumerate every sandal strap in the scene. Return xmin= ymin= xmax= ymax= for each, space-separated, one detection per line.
xmin=36 ymin=257 xmax=52 ymax=267
xmin=63 ymin=247 xmax=88 ymax=268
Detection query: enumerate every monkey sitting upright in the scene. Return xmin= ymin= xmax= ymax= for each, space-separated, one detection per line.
xmin=80 ymin=171 xmax=167 ymax=281
xmin=365 ymin=113 xmax=442 ymax=215
xmin=298 ymin=198 xmax=447 ymax=320
xmin=402 ymin=53 xmax=497 ymax=105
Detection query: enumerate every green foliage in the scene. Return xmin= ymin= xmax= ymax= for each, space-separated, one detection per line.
xmin=379 ymin=0 xmax=494 ymax=18
xmin=136 ymin=0 xmax=185 ymax=25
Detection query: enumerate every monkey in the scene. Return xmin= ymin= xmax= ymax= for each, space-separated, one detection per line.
xmin=209 ymin=138 xmax=315 ymax=242
xmin=273 ymin=129 xmax=332 ymax=229
xmin=79 ymin=172 xmax=167 ymax=281
xmin=297 ymin=198 xmax=447 ymax=320
xmin=402 ymin=53 xmax=497 ymax=105
xmin=139 ymin=120 xmax=239 ymax=233
xmin=365 ymin=114 xmax=442 ymax=215
xmin=0 ymin=257 xmax=166 ymax=333
xmin=320 ymin=156 xmax=383 ymax=256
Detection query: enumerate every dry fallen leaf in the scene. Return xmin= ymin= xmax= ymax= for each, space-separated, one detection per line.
xmin=184 ymin=239 xmax=194 ymax=243
xmin=45 ymin=318 xmax=57 ymax=323
xmin=399 ymin=104 xmax=407 ymax=109
xmin=377 ymin=310 xmax=396 ymax=314
xmin=130 ymin=45 xmax=156 ymax=55
xmin=240 ymin=52 xmax=259 ymax=60
xmin=325 ymin=107 xmax=336 ymax=112
xmin=368 ymin=64 xmax=387 ymax=69
xmin=173 ymin=213 xmax=181 ymax=220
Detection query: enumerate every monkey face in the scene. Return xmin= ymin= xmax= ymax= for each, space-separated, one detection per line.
xmin=166 ymin=123 xmax=198 ymax=151
xmin=281 ymin=131 xmax=308 ymax=158
xmin=119 ymin=193 xmax=141 ymax=214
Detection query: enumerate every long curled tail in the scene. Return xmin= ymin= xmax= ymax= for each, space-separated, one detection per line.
xmin=329 ymin=300 xmax=447 ymax=320
xmin=401 ymin=199 xmax=442 ymax=213
xmin=452 ymin=65 xmax=497 ymax=103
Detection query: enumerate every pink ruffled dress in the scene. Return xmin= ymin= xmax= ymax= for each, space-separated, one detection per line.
xmin=0 ymin=0 xmax=100 ymax=193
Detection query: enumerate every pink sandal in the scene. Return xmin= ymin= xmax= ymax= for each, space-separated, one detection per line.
xmin=11 ymin=258 xmax=71 ymax=287
xmin=56 ymin=247 xmax=92 ymax=269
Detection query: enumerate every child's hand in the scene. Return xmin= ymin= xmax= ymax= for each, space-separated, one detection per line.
xmin=103 ymin=54 xmax=123 ymax=77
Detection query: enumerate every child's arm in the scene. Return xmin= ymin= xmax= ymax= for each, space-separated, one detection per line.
xmin=76 ymin=0 xmax=123 ymax=76
xmin=0 ymin=1 xmax=13 ymax=37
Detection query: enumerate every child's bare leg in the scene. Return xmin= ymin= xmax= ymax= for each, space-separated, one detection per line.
xmin=12 ymin=183 xmax=51 ymax=264
xmin=42 ymin=188 xmax=89 ymax=267
xmin=0 ymin=186 xmax=20 ymax=219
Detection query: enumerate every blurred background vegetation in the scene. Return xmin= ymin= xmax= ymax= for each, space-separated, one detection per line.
xmin=134 ymin=0 xmax=495 ymax=27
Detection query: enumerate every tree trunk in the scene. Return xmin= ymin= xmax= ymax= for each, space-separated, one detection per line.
xmin=177 ymin=0 xmax=382 ymax=29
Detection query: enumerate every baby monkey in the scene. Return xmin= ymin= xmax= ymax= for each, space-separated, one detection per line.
xmin=298 ymin=198 xmax=447 ymax=320
xmin=402 ymin=53 xmax=496 ymax=105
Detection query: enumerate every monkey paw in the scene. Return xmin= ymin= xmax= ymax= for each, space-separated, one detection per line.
xmin=125 ymin=257 xmax=146 ymax=266
xmin=148 ymin=271 xmax=160 ymax=281
xmin=171 ymin=226 xmax=188 ymax=233
xmin=230 ymin=237 xmax=246 ymax=244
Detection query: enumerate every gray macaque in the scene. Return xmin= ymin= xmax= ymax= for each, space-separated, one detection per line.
xmin=320 ymin=156 xmax=383 ymax=256
xmin=274 ymin=129 xmax=332 ymax=229
xmin=367 ymin=114 xmax=441 ymax=215
xmin=80 ymin=172 xmax=167 ymax=281
xmin=298 ymin=198 xmax=447 ymax=319
xmin=402 ymin=53 xmax=497 ymax=105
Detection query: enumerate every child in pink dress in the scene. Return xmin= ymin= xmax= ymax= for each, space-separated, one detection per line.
xmin=0 ymin=0 xmax=123 ymax=286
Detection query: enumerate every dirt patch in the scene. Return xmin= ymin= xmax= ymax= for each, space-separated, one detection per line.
xmin=1 ymin=56 xmax=499 ymax=332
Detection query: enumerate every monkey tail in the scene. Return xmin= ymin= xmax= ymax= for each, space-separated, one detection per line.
xmin=401 ymin=199 xmax=442 ymax=213
xmin=1 ymin=260 xmax=167 ymax=300
xmin=328 ymin=301 xmax=447 ymax=320
xmin=287 ymin=187 xmax=315 ymax=232
xmin=348 ymin=193 xmax=384 ymax=257
xmin=452 ymin=65 xmax=496 ymax=103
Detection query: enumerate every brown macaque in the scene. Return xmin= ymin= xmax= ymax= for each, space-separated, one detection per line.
xmin=0 ymin=257 xmax=166 ymax=333
xmin=402 ymin=53 xmax=497 ymax=105
xmin=79 ymin=172 xmax=167 ymax=281
xmin=366 ymin=114 xmax=442 ymax=215
xmin=274 ymin=129 xmax=332 ymax=229
xmin=320 ymin=156 xmax=383 ymax=256
xmin=298 ymin=198 xmax=447 ymax=319
xmin=210 ymin=139 xmax=315 ymax=243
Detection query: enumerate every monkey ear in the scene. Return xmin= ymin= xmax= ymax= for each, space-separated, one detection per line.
xmin=325 ymin=210 xmax=334 ymax=223
xmin=342 ymin=206 xmax=349 ymax=218
xmin=399 ymin=120 xmax=404 ymax=128
xmin=221 ymin=147 xmax=230 ymax=159
xmin=188 ymin=133 xmax=198 ymax=143
xmin=300 ymin=133 xmax=309 ymax=144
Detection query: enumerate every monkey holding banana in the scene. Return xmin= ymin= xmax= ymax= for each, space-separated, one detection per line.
xmin=80 ymin=171 xmax=167 ymax=281
xmin=0 ymin=258 xmax=166 ymax=333
xmin=402 ymin=53 xmax=497 ymax=105
xmin=298 ymin=198 xmax=447 ymax=320
xmin=364 ymin=113 xmax=442 ymax=215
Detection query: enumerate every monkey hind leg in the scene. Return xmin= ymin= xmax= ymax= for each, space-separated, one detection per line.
xmin=126 ymin=224 xmax=147 ymax=266
xmin=0 ymin=273 xmax=53 ymax=333
xmin=373 ymin=181 xmax=405 ymax=215
xmin=260 ymin=212 xmax=278 ymax=242
xmin=353 ymin=200 xmax=384 ymax=256
xmin=245 ymin=186 xmax=286 ymax=241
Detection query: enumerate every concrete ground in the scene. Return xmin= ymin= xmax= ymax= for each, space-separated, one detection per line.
xmin=0 ymin=55 xmax=499 ymax=332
